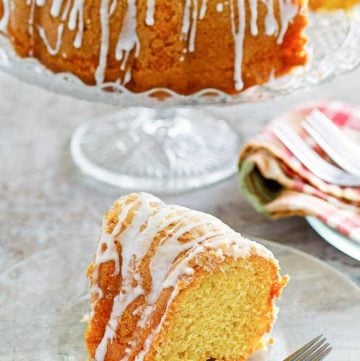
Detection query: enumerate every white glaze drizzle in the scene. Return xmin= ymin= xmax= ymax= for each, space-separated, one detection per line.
xmin=0 ymin=0 xmax=9 ymax=33
xmin=37 ymin=24 xmax=64 ymax=55
xmin=27 ymin=0 xmax=36 ymax=56
xmin=216 ymin=2 xmax=224 ymax=13
xmin=262 ymin=0 xmax=278 ymax=36
xmin=50 ymin=0 xmax=63 ymax=17
xmin=231 ymin=0 xmax=298 ymax=90
xmin=114 ymin=0 xmax=140 ymax=83
xmin=145 ymin=0 xmax=155 ymax=26
xmin=232 ymin=0 xmax=246 ymax=91
xmin=37 ymin=0 xmax=71 ymax=55
xmin=109 ymin=0 xmax=117 ymax=15
xmin=90 ymin=193 xmax=276 ymax=361
xmin=4 ymin=0 xmax=301 ymax=90
xmin=94 ymin=195 xmax=158 ymax=361
xmin=39 ymin=0 xmax=85 ymax=52
xmin=68 ymin=0 xmax=84 ymax=48
xmin=95 ymin=0 xmax=111 ymax=84
xmin=229 ymin=0 xmax=236 ymax=39
xmin=181 ymin=0 xmax=202 ymax=52
xmin=89 ymin=198 xmax=141 ymax=316
xmin=181 ymin=0 xmax=191 ymax=42
xmin=249 ymin=0 xmax=258 ymax=36
xmin=277 ymin=0 xmax=298 ymax=44
xmin=199 ymin=0 xmax=208 ymax=19
xmin=189 ymin=0 xmax=199 ymax=52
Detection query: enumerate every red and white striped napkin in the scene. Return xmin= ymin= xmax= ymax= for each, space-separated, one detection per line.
xmin=238 ymin=101 xmax=360 ymax=242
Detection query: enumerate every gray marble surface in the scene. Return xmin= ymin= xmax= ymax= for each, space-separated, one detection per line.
xmin=0 ymin=67 xmax=359 ymax=290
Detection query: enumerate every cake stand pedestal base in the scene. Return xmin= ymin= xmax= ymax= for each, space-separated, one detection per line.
xmin=71 ymin=108 xmax=240 ymax=193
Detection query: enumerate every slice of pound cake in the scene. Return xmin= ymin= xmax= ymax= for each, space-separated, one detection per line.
xmin=85 ymin=192 xmax=288 ymax=361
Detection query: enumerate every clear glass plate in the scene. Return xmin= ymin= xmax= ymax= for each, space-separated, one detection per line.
xmin=306 ymin=217 xmax=360 ymax=262
xmin=0 ymin=239 xmax=358 ymax=361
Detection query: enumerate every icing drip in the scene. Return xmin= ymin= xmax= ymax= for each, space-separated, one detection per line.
xmin=263 ymin=0 xmax=278 ymax=36
xmin=145 ymin=0 xmax=155 ymax=26
xmin=95 ymin=0 xmax=111 ymax=84
xmin=27 ymin=0 xmax=36 ymax=56
xmin=124 ymin=69 xmax=132 ymax=84
xmin=0 ymin=0 xmax=9 ymax=33
xmin=37 ymin=26 xmax=63 ymax=55
xmin=230 ymin=0 xmax=298 ymax=90
xmin=199 ymin=0 xmax=208 ymax=19
xmin=50 ymin=0 xmax=63 ymax=17
xmin=109 ymin=0 xmax=117 ymax=15
xmin=232 ymin=0 xmax=246 ymax=91
xmin=189 ymin=0 xmax=199 ymax=52
xmin=147 ymin=223 xmax=229 ymax=304
xmin=216 ymin=3 xmax=224 ymax=13
xmin=95 ymin=285 xmax=144 ymax=361
xmin=249 ymin=0 xmax=258 ymax=36
xmin=181 ymin=0 xmax=199 ymax=52
xmin=181 ymin=0 xmax=191 ymax=42
xmin=277 ymin=0 xmax=298 ymax=44
xmin=90 ymin=198 xmax=141 ymax=318
xmin=90 ymin=193 xmax=276 ymax=361
xmin=115 ymin=0 xmax=140 ymax=83
xmin=94 ymin=195 xmax=168 ymax=360
xmin=37 ymin=0 xmax=71 ymax=55
xmin=68 ymin=0 xmax=84 ymax=48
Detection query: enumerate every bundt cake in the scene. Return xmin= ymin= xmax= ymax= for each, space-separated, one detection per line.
xmin=0 ymin=0 xmax=308 ymax=94
xmin=85 ymin=192 xmax=288 ymax=361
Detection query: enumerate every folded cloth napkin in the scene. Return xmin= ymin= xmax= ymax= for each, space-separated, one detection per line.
xmin=239 ymin=101 xmax=360 ymax=242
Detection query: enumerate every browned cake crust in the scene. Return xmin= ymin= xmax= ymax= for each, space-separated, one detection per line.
xmin=4 ymin=0 xmax=307 ymax=94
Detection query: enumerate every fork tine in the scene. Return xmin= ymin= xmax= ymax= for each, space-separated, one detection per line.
xmin=304 ymin=111 xmax=360 ymax=178
xmin=274 ymin=124 xmax=340 ymax=175
xmin=316 ymin=346 xmax=332 ymax=361
xmin=273 ymin=124 xmax=360 ymax=187
xmin=307 ymin=110 xmax=360 ymax=156
xmin=304 ymin=342 xmax=331 ymax=361
xmin=301 ymin=341 xmax=330 ymax=361
xmin=283 ymin=335 xmax=323 ymax=361
xmin=295 ymin=337 xmax=327 ymax=361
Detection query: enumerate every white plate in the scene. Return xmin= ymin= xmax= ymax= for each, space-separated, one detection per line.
xmin=0 ymin=240 xmax=359 ymax=360
xmin=307 ymin=216 xmax=360 ymax=262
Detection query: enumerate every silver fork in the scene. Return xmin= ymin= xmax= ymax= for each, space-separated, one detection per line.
xmin=304 ymin=110 xmax=360 ymax=178
xmin=273 ymin=123 xmax=360 ymax=187
xmin=284 ymin=335 xmax=332 ymax=361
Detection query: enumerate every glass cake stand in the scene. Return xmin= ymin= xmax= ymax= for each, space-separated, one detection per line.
xmin=1 ymin=9 xmax=360 ymax=193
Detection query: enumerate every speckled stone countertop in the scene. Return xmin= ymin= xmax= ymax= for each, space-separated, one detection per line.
xmin=0 ymin=68 xmax=359 ymax=287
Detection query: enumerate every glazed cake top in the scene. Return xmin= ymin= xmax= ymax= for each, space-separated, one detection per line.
xmin=0 ymin=0 xmax=303 ymax=90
